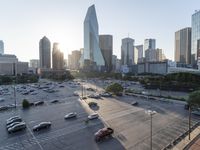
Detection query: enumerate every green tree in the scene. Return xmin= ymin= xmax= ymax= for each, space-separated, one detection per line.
xmin=22 ymin=99 xmax=30 ymax=109
xmin=187 ymin=90 xmax=200 ymax=140
xmin=187 ymin=90 xmax=200 ymax=107
xmin=106 ymin=83 xmax=123 ymax=95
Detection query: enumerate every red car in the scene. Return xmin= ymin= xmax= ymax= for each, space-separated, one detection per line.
xmin=94 ymin=127 xmax=114 ymax=142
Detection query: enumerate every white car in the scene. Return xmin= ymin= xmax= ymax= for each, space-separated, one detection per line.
xmin=64 ymin=112 xmax=77 ymax=119
xmin=8 ymin=122 xmax=26 ymax=133
xmin=88 ymin=113 xmax=99 ymax=120
xmin=6 ymin=116 xmax=21 ymax=124
xmin=7 ymin=121 xmax=25 ymax=129
xmin=7 ymin=117 xmax=22 ymax=126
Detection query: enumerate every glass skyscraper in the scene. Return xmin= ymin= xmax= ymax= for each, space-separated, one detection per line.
xmin=144 ymin=39 xmax=156 ymax=51
xmin=191 ymin=10 xmax=200 ymax=67
xmin=175 ymin=27 xmax=191 ymax=64
xmin=121 ymin=38 xmax=135 ymax=66
xmin=81 ymin=5 xmax=105 ymax=70
xmin=39 ymin=36 xmax=51 ymax=69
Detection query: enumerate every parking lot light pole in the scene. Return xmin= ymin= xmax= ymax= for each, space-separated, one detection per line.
xmin=188 ymin=106 xmax=191 ymax=140
xmin=146 ymin=110 xmax=157 ymax=150
xmin=82 ymin=84 xmax=83 ymax=98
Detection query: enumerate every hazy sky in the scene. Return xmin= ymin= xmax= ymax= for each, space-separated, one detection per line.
xmin=0 ymin=0 xmax=199 ymax=62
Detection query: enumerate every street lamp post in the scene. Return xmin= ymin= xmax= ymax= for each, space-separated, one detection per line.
xmin=146 ymin=110 xmax=157 ymax=150
xmin=188 ymin=106 xmax=191 ymax=140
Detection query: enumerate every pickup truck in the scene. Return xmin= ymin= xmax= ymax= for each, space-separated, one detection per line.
xmin=94 ymin=127 xmax=114 ymax=142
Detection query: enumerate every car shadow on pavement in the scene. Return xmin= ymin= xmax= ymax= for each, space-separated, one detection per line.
xmin=90 ymin=105 xmax=100 ymax=111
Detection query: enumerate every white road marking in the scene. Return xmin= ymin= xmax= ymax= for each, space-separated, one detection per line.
xmin=26 ymin=126 xmax=44 ymax=150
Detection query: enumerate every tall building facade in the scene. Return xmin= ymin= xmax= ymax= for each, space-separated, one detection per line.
xmin=121 ymin=38 xmax=135 ymax=66
xmin=99 ymin=35 xmax=113 ymax=72
xmin=80 ymin=5 xmax=105 ymax=70
xmin=0 ymin=40 xmax=4 ymax=54
xmin=52 ymin=43 xmax=64 ymax=70
xmin=145 ymin=49 xmax=157 ymax=62
xmin=145 ymin=48 xmax=163 ymax=62
xmin=135 ymin=45 xmax=143 ymax=63
xmin=144 ymin=39 xmax=156 ymax=51
xmin=68 ymin=50 xmax=81 ymax=70
xmin=39 ymin=36 xmax=51 ymax=69
xmin=112 ymin=55 xmax=117 ymax=71
xmin=156 ymin=48 xmax=163 ymax=61
xmin=175 ymin=27 xmax=191 ymax=64
xmin=29 ymin=59 xmax=39 ymax=68
xmin=192 ymin=10 xmax=200 ymax=68
xmin=0 ymin=54 xmax=28 ymax=75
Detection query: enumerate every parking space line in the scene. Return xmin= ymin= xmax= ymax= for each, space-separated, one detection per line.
xmin=26 ymin=126 xmax=44 ymax=150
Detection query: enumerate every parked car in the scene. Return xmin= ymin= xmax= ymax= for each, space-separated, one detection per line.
xmin=6 ymin=116 xmax=21 ymax=123
xmin=7 ymin=118 xmax=22 ymax=126
xmin=51 ymin=100 xmax=59 ymax=103
xmin=94 ymin=127 xmax=114 ymax=142
xmin=88 ymin=94 xmax=100 ymax=99
xmin=34 ymin=101 xmax=44 ymax=106
xmin=8 ymin=122 xmax=26 ymax=133
xmin=100 ymin=92 xmax=112 ymax=97
xmin=86 ymin=88 xmax=95 ymax=91
xmin=7 ymin=121 xmax=25 ymax=129
xmin=64 ymin=112 xmax=77 ymax=119
xmin=33 ymin=122 xmax=51 ymax=131
xmin=0 ymin=106 xmax=8 ymax=111
xmin=73 ymin=92 xmax=79 ymax=96
xmin=88 ymin=113 xmax=99 ymax=120
xmin=88 ymin=102 xmax=98 ymax=107
xmin=131 ymin=101 xmax=138 ymax=106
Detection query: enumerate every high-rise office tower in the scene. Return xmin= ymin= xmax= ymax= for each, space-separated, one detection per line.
xmin=121 ymin=38 xmax=135 ymax=66
xmin=144 ymin=39 xmax=156 ymax=51
xmin=39 ymin=36 xmax=51 ymax=68
xmin=156 ymin=48 xmax=163 ymax=61
xmin=112 ymin=55 xmax=117 ymax=71
xmin=80 ymin=5 xmax=105 ymax=70
xmin=175 ymin=27 xmax=191 ymax=64
xmin=135 ymin=45 xmax=143 ymax=63
xmin=70 ymin=50 xmax=81 ymax=70
xmin=29 ymin=59 xmax=39 ymax=68
xmin=0 ymin=40 xmax=4 ymax=54
xmin=192 ymin=10 xmax=200 ymax=67
xmin=144 ymin=39 xmax=156 ymax=62
xmin=99 ymin=35 xmax=113 ymax=72
xmin=52 ymin=43 xmax=64 ymax=70
xmin=145 ymin=49 xmax=157 ymax=62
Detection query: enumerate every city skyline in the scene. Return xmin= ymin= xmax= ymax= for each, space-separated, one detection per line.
xmin=0 ymin=0 xmax=199 ymax=61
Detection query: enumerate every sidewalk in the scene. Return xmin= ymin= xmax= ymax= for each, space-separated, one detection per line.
xmin=172 ymin=125 xmax=200 ymax=150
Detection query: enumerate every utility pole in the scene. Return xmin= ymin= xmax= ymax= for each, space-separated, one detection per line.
xmin=150 ymin=114 xmax=153 ymax=150
xmin=82 ymin=84 xmax=83 ymax=98
xmin=188 ymin=106 xmax=191 ymax=140
xmin=145 ymin=110 xmax=157 ymax=150
xmin=14 ymin=63 xmax=17 ymax=108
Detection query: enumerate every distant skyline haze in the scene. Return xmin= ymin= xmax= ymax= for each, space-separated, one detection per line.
xmin=0 ymin=0 xmax=199 ymax=61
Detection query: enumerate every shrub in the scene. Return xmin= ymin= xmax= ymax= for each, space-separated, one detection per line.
xmin=106 ymin=83 xmax=123 ymax=95
xmin=22 ymin=99 xmax=30 ymax=109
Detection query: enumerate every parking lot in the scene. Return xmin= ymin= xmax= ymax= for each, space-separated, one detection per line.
xmin=0 ymin=98 xmax=123 ymax=150
xmin=81 ymin=80 xmax=200 ymax=150
xmin=0 ymin=79 xmax=199 ymax=150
